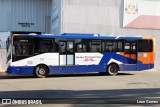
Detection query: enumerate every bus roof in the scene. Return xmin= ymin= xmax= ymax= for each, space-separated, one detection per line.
xmin=13 ymin=33 xmax=145 ymax=40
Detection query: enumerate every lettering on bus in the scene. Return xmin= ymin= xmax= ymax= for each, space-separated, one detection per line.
xmin=76 ymin=56 xmax=101 ymax=62
xmin=18 ymin=23 xmax=34 ymax=27
xmin=75 ymin=53 xmax=103 ymax=65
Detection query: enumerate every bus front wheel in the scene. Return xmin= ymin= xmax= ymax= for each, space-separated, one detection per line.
xmin=34 ymin=65 xmax=49 ymax=78
xmin=107 ymin=64 xmax=119 ymax=76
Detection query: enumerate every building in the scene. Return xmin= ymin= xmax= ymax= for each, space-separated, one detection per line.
xmin=0 ymin=0 xmax=51 ymax=33
xmin=0 ymin=0 xmax=160 ymax=71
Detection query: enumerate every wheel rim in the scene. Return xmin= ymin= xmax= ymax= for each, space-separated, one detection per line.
xmin=39 ymin=69 xmax=45 ymax=75
xmin=110 ymin=66 xmax=117 ymax=73
xmin=35 ymin=65 xmax=49 ymax=78
xmin=36 ymin=67 xmax=46 ymax=76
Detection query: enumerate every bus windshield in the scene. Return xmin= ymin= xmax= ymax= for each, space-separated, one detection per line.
xmin=6 ymin=38 xmax=12 ymax=62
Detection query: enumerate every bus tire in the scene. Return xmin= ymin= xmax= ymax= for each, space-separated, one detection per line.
xmin=107 ymin=64 xmax=119 ymax=76
xmin=34 ymin=65 xmax=49 ymax=78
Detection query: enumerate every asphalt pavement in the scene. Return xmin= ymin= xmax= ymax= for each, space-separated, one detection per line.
xmin=0 ymin=71 xmax=160 ymax=107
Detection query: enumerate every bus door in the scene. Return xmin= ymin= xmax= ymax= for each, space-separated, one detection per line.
xmin=124 ymin=41 xmax=137 ymax=68
xmin=59 ymin=41 xmax=74 ymax=66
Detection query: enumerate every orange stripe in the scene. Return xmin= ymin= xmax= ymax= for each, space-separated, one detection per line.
xmin=119 ymin=52 xmax=154 ymax=64
xmin=119 ymin=52 xmax=137 ymax=60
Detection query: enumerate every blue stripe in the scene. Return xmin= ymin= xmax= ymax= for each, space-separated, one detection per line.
xmin=7 ymin=64 xmax=153 ymax=75
xmin=16 ymin=33 xmax=142 ymax=40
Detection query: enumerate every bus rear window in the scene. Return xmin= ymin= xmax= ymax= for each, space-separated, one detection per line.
xmin=138 ymin=40 xmax=153 ymax=52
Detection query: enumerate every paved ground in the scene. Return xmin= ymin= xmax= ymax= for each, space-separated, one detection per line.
xmin=0 ymin=71 xmax=160 ymax=107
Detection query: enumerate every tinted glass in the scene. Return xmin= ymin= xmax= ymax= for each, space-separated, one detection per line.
xmin=103 ymin=40 xmax=123 ymax=52
xmin=138 ymin=40 xmax=153 ymax=52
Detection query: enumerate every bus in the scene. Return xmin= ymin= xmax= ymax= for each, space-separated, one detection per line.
xmin=6 ymin=33 xmax=155 ymax=78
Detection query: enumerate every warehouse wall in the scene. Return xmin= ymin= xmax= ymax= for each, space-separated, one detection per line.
xmin=0 ymin=0 xmax=11 ymax=31
xmin=51 ymin=0 xmax=62 ymax=34
xmin=61 ymin=0 xmax=160 ymax=70
xmin=0 ymin=0 xmax=51 ymax=33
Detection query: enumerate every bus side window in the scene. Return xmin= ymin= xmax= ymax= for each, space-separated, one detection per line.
xmin=60 ymin=42 xmax=66 ymax=53
xmin=117 ymin=41 xmax=123 ymax=52
xmin=90 ymin=40 xmax=101 ymax=52
xmin=106 ymin=41 xmax=113 ymax=52
xmin=53 ymin=42 xmax=59 ymax=52
xmin=39 ymin=39 xmax=58 ymax=53
xmin=105 ymin=40 xmax=123 ymax=52
xmin=76 ymin=44 xmax=82 ymax=52
xmin=75 ymin=42 xmax=87 ymax=52
xmin=138 ymin=40 xmax=152 ymax=52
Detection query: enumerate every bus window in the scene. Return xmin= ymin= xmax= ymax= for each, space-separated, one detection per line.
xmin=60 ymin=42 xmax=66 ymax=53
xmin=117 ymin=41 xmax=123 ymax=52
xmin=124 ymin=42 xmax=130 ymax=53
xmin=75 ymin=40 xmax=87 ymax=52
xmin=132 ymin=42 xmax=136 ymax=53
xmin=138 ymin=40 xmax=153 ymax=52
xmin=14 ymin=43 xmax=34 ymax=56
xmin=76 ymin=43 xmax=82 ymax=52
xmin=39 ymin=39 xmax=58 ymax=53
xmin=124 ymin=41 xmax=137 ymax=54
xmin=67 ymin=42 xmax=73 ymax=53
xmin=6 ymin=38 xmax=12 ymax=62
xmin=105 ymin=40 xmax=123 ymax=52
xmin=90 ymin=40 xmax=101 ymax=52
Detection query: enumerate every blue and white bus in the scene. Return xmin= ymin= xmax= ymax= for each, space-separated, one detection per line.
xmin=6 ymin=33 xmax=155 ymax=78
